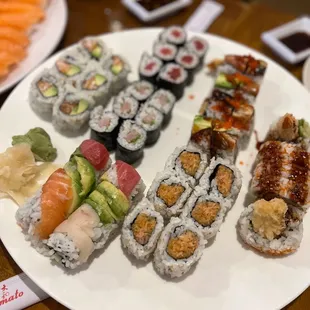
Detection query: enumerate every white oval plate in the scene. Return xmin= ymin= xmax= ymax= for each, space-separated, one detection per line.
xmin=302 ymin=56 xmax=310 ymax=91
xmin=0 ymin=0 xmax=68 ymax=94
xmin=0 ymin=29 xmax=310 ymax=310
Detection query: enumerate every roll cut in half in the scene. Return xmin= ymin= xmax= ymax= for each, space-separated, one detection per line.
xmin=122 ymin=198 xmax=164 ymax=260
xmin=238 ymin=198 xmax=304 ymax=256
xmin=153 ymin=217 xmax=206 ymax=278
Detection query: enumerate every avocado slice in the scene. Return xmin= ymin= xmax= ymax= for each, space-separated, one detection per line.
xmin=215 ymin=73 xmax=234 ymax=89
xmin=92 ymin=45 xmax=102 ymax=59
xmin=70 ymin=99 xmax=89 ymax=115
xmin=95 ymin=74 xmax=106 ymax=86
xmin=96 ymin=181 xmax=130 ymax=220
xmin=111 ymin=64 xmax=123 ymax=75
xmin=86 ymin=191 xmax=117 ymax=224
xmin=192 ymin=115 xmax=212 ymax=134
xmin=73 ymin=155 xmax=96 ymax=199
xmin=299 ymin=119 xmax=310 ymax=138
xmin=43 ymin=85 xmax=58 ymax=98
xmin=67 ymin=65 xmax=81 ymax=77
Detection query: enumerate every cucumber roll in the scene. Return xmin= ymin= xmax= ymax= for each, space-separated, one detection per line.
xmin=186 ymin=36 xmax=208 ymax=66
xmin=135 ymin=104 xmax=163 ymax=145
xmin=175 ymin=48 xmax=200 ymax=85
xmin=121 ymin=198 xmax=164 ymax=260
xmin=147 ymin=171 xmax=192 ymax=219
xmin=199 ymin=157 xmax=242 ymax=208
xmin=103 ymin=55 xmax=131 ymax=95
xmin=116 ymin=120 xmax=147 ymax=164
xmin=159 ymin=26 xmax=187 ymax=47
xmin=147 ymin=89 xmax=176 ymax=125
xmin=153 ymin=41 xmax=178 ymax=64
xmin=153 ymin=217 xmax=206 ymax=278
xmin=113 ymin=93 xmax=139 ymax=122
xmin=181 ymin=188 xmax=230 ymax=240
xmin=29 ymin=69 xmax=65 ymax=116
xmin=139 ymin=52 xmax=163 ymax=85
xmin=76 ymin=62 xmax=112 ymax=106
xmin=125 ymin=80 xmax=155 ymax=104
xmin=52 ymin=88 xmax=94 ymax=133
xmin=165 ymin=145 xmax=208 ymax=186
xmin=89 ymin=106 xmax=120 ymax=151
xmin=157 ymin=63 xmax=188 ymax=100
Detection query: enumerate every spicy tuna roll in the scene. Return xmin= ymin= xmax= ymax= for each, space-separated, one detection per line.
xmin=116 ymin=120 xmax=147 ymax=164
xmin=186 ymin=36 xmax=208 ymax=66
xmin=122 ymin=198 xmax=164 ymax=260
xmin=159 ymin=26 xmax=187 ymax=47
xmin=139 ymin=52 xmax=163 ymax=85
xmin=157 ymin=63 xmax=188 ymax=100
xmin=125 ymin=80 xmax=155 ymax=104
xmin=113 ymin=93 xmax=139 ymax=122
xmin=135 ymin=104 xmax=163 ymax=145
xmin=29 ymin=69 xmax=65 ymax=116
xmin=89 ymin=106 xmax=120 ymax=151
xmin=153 ymin=41 xmax=178 ymax=64
xmin=153 ymin=217 xmax=206 ymax=278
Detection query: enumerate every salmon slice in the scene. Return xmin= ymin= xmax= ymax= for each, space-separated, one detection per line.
xmin=1 ymin=0 xmax=45 ymax=6
xmin=0 ymin=51 xmax=21 ymax=66
xmin=0 ymin=64 xmax=9 ymax=77
xmin=0 ymin=40 xmax=26 ymax=60
xmin=0 ymin=27 xmax=29 ymax=47
xmin=0 ymin=2 xmax=45 ymax=15
xmin=35 ymin=169 xmax=73 ymax=240
xmin=0 ymin=12 xmax=44 ymax=31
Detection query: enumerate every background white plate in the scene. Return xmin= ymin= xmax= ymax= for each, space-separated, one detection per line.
xmin=0 ymin=29 xmax=310 ymax=310
xmin=0 ymin=0 xmax=68 ymax=95
xmin=302 ymin=56 xmax=310 ymax=91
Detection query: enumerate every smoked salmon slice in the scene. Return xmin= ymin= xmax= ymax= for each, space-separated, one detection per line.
xmin=0 ymin=27 xmax=29 ymax=47
xmin=35 ymin=169 xmax=73 ymax=240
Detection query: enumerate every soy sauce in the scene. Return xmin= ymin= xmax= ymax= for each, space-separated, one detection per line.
xmin=137 ymin=0 xmax=177 ymax=11
xmin=280 ymin=32 xmax=310 ymax=53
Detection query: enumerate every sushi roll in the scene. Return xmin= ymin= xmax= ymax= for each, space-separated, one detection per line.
xmin=121 ymin=198 xmax=164 ymax=260
xmin=181 ymin=188 xmax=229 ymax=240
xmin=159 ymin=26 xmax=187 ymax=47
xmin=29 ymin=69 xmax=65 ymax=116
xmin=139 ymin=52 xmax=163 ymax=85
xmin=157 ymin=63 xmax=188 ymax=100
xmin=199 ymin=157 xmax=242 ymax=207
xmin=153 ymin=217 xmax=206 ymax=278
xmin=147 ymin=89 xmax=176 ymax=126
xmin=125 ymin=80 xmax=155 ymax=104
xmin=165 ymin=145 xmax=208 ymax=186
xmin=77 ymin=36 xmax=111 ymax=63
xmin=238 ymin=198 xmax=304 ymax=256
xmin=175 ymin=48 xmax=200 ymax=85
xmin=113 ymin=93 xmax=139 ymax=122
xmin=89 ymin=107 xmax=120 ymax=151
xmin=52 ymin=88 xmax=95 ymax=133
xmin=116 ymin=120 xmax=147 ymax=164
xmin=100 ymin=160 xmax=146 ymax=205
xmin=103 ymin=55 xmax=131 ymax=95
xmin=153 ymin=41 xmax=178 ymax=64
xmin=186 ymin=36 xmax=208 ymax=66
xmin=147 ymin=171 xmax=192 ymax=219
xmin=76 ymin=62 xmax=112 ymax=106
xmin=135 ymin=104 xmax=163 ymax=145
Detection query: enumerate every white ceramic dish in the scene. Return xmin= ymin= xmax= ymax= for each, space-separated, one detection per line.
xmin=261 ymin=16 xmax=310 ymax=64
xmin=122 ymin=0 xmax=192 ymax=23
xmin=302 ymin=56 xmax=310 ymax=91
xmin=1 ymin=29 xmax=310 ymax=310
xmin=0 ymin=0 xmax=68 ymax=95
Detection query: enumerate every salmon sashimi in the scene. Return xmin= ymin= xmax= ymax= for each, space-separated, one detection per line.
xmin=0 ymin=51 xmax=20 ymax=66
xmin=0 ymin=64 xmax=9 ymax=77
xmin=0 ymin=12 xmax=44 ymax=31
xmin=1 ymin=0 xmax=46 ymax=6
xmin=0 ymin=2 xmax=45 ymax=16
xmin=35 ymin=169 xmax=73 ymax=240
xmin=0 ymin=40 xmax=26 ymax=60
xmin=0 ymin=27 xmax=29 ymax=47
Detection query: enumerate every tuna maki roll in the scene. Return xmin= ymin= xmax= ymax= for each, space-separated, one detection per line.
xmin=153 ymin=41 xmax=178 ymax=64
xmin=116 ymin=120 xmax=147 ymax=164
xmin=153 ymin=217 xmax=206 ymax=278
xmin=186 ymin=36 xmax=208 ymax=66
xmin=175 ymin=48 xmax=200 ymax=85
xmin=139 ymin=52 xmax=163 ymax=85
xmin=113 ymin=93 xmax=139 ymax=122
xmin=89 ymin=107 xmax=120 ymax=151
xmin=29 ymin=69 xmax=65 ymax=116
xmin=125 ymin=80 xmax=155 ymax=104
xmin=157 ymin=63 xmax=188 ymax=100
xmin=159 ymin=26 xmax=187 ymax=47
xmin=147 ymin=171 xmax=192 ymax=219
xmin=135 ymin=104 xmax=163 ymax=145
xmin=122 ymin=198 xmax=164 ymax=260
xmin=147 ymin=89 xmax=176 ymax=126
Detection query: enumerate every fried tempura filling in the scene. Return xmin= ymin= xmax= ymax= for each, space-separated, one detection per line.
xmin=132 ymin=213 xmax=157 ymax=245
xmin=179 ymin=151 xmax=201 ymax=177
xmin=157 ymin=183 xmax=185 ymax=207
xmin=191 ymin=201 xmax=220 ymax=226
xmin=215 ymin=165 xmax=233 ymax=197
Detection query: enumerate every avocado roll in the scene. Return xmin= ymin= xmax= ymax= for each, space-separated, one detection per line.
xmin=89 ymin=107 xmax=120 ymax=151
xmin=147 ymin=171 xmax=192 ymax=219
xmin=159 ymin=26 xmax=187 ymax=47
xmin=29 ymin=69 xmax=65 ymax=116
xmin=186 ymin=36 xmax=208 ymax=66
xmin=139 ymin=52 xmax=163 ymax=85
xmin=113 ymin=93 xmax=139 ymax=123
xmin=116 ymin=120 xmax=147 ymax=164
xmin=153 ymin=41 xmax=178 ymax=64
xmin=135 ymin=104 xmax=163 ymax=145
xmin=157 ymin=63 xmax=188 ymax=100
xmin=125 ymin=80 xmax=155 ymax=104
xmin=122 ymin=198 xmax=164 ymax=261
xmin=153 ymin=217 xmax=206 ymax=278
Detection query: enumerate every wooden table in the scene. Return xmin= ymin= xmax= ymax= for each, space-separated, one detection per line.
xmin=0 ymin=0 xmax=308 ymax=309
